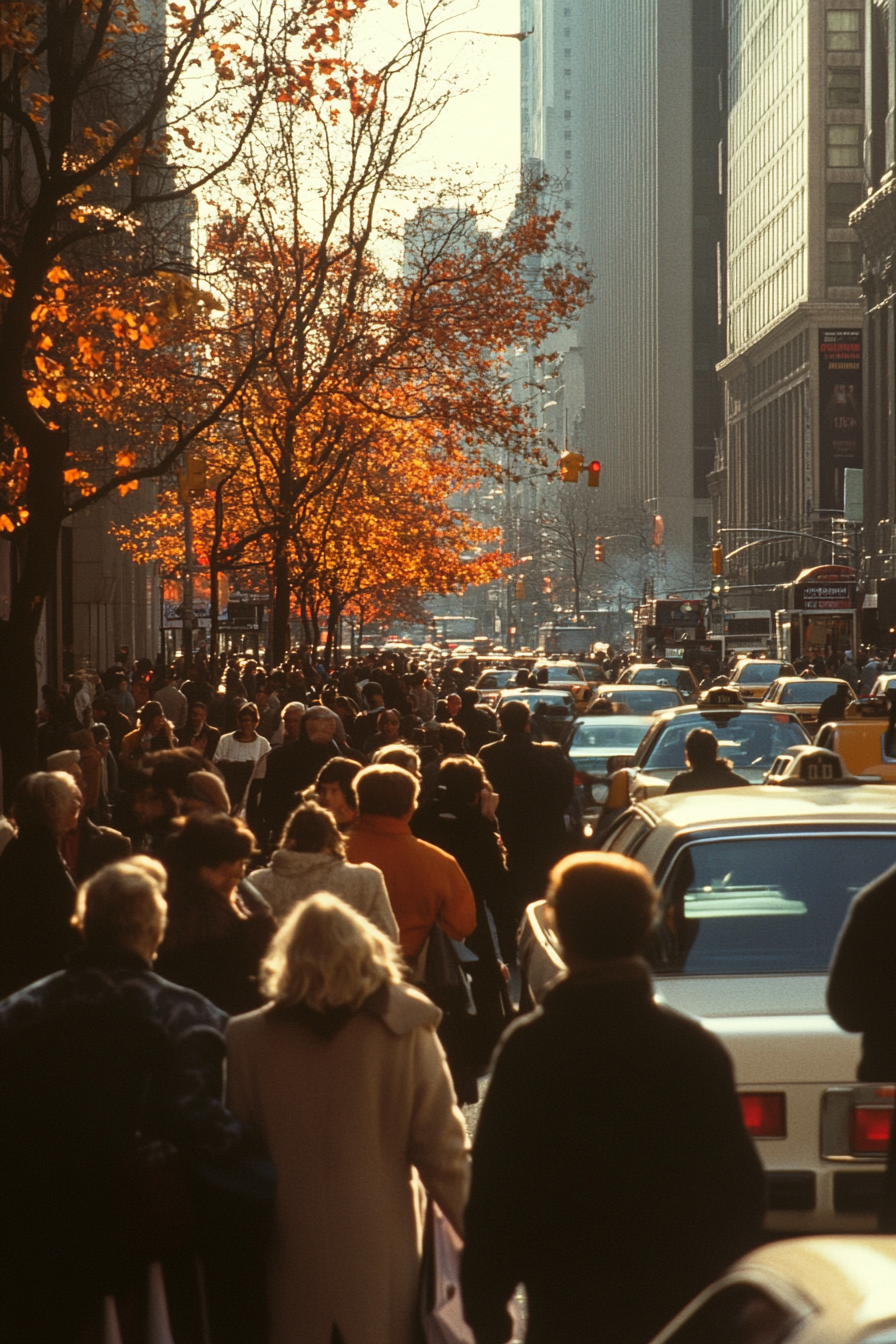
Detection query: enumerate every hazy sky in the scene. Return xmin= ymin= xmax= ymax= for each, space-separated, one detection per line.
xmin=359 ymin=0 xmax=523 ymax=223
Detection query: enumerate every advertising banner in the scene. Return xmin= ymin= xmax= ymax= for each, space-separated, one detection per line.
xmin=818 ymin=330 xmax=862 ymax=510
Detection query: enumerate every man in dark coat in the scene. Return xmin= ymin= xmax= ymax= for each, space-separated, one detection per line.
xmin=827 ymin=864 xmax=896 ymax=1230
xmin=259 ymin=705 xmax=342 ymax=849
xmin=665 ymin=728 xmax=751 ymax=794
xmin=461 ymin=853 xmax=765 ymax=1344
xmin=0 ymin=857 xmax=247 ymax=1342
xmin=479 ymin=700 xmax=574 ymax=923
xmin=454 ymin=687 xmax=497 ymax=754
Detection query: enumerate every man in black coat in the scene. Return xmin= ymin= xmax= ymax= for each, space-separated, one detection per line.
xmin=827 ymin=864 xmax=896 ymax=1230
xmin=461 ymin=853 xmax=765 ymax=1344
xmin=479 ymin=700 xmax=574 ymax=923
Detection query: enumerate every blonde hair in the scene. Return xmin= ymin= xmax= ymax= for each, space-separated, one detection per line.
xmin=75 ymin=857 xmax=168 ymax=951
xmin=260 ymin=893 xmax=404 ymax=1011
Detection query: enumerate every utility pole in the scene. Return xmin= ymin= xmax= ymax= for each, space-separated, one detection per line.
xmin=182 ymin=498 xmax=195 ymax=666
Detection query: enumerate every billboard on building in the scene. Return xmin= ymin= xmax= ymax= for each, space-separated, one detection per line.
xmin=818 ymin=330 xmax=862 ymax=510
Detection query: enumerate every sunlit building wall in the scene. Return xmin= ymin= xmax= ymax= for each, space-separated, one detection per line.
xmin=715 ymin=0 xmax=866 ymax=591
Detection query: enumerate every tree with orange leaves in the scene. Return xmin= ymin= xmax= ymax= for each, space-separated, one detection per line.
xmin=0 ymin=0 xmax=381 ymax=793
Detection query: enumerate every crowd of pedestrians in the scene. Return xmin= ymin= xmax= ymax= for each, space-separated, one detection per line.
xmin=0 ymin=642 xmax=893 ymax=1343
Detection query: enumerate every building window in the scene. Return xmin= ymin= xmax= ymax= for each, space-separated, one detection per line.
xmin=564 ymin=130 xmax=572 ymax=140
xmin=564 ymin=90 xmax=571 ymax=99
xmin=826 ymin=241 xmax=863 ymax=285
xmin=564 ymin=68 xmax=571 ymax=76
xmin=564 ymin=110 xmax=571 ymax=120
xmin=563 ymin=27 xmax=570 ymax=36
xmin=826 ymin=9 xmax=861 ymax=50
xmin=826 ymin=180 xmax=864 ymax=227
xmin=565 ymin=199 xmax=573 ymax=210
xmin=564 ymin=48 xmax=571 ymax=56
xmin=827 ymin=122 xmax=862 ymax=166
xmin=564 ymin=150 xmax=572 ymax=159
xmin=693 ymin=448 xmax=715 ymax=500
xmin=827 ymin=66 xmax=862 ymax=107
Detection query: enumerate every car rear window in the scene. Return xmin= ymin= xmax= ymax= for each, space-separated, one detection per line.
xmin=572 ymin=721 xmax=650 ymax=750
xmin=652 ymin=834 xmax=896 ymax=975
xmin=642 ymin=715 xmax=806 ymax=770
xmin=632 ymin=668 xmax=695 ymax=694
xmin=605 ymin=689 xmax=680 ymax=713
xmin=735 ymin=663 xmax=780 ymax=685
xmin=778 ymin=681 xmax=842 ymax=704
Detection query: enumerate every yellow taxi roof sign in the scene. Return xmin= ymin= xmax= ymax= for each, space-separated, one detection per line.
xmin=764 ymin=745 xmax=872 ymax=787
xmin=698 ymin=686 xmax=746 ymax=708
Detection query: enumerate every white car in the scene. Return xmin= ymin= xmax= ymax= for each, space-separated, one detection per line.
xmin=519 ymin=778 xmax=896 ymax=1233
xmin=650 ymin=1236 xmax=896 ymax=1344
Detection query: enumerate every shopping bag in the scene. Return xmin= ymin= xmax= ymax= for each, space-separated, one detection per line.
xmin=420 ymin=1201 xmax=476 ymax=1344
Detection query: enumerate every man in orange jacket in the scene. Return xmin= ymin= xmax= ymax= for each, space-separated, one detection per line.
xmin=346 ymin=764 xmax=476 ymax=960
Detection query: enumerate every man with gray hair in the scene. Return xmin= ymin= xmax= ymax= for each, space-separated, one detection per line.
xmin=0 ymin=858 xmax=246 ymax=1340
xmin=260 ymin=703 xmax=342 ymax=850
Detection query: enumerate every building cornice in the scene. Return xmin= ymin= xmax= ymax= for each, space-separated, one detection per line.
xmin=716 ymin=301 xmax=865 ymax=379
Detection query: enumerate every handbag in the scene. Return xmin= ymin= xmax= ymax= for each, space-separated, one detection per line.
xmin=413 ymin=925 xmax=476 ymax=1017
xmin=419 ymin=1201 xmax=524 ymax=1344
xmin=419 ymin=1201 xmax=476 ymax=1344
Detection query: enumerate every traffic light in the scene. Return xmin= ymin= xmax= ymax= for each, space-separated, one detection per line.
xmin=515 ymin=578 xmax=526 ymax=600
xmin=653 ymin=513 xmax=664 ymax=548
xmin=543 ymin=576 xmax=552 ymax=594
xmin=587 ymin=460 xmax=601 ymax=488
xmin=711 ymin=542 xmax=724 ymax=575
xmin=594 ymin=537 xmax=605 ymax=563
xmin=177 ymin=451 xmax=207 ymax=503
xmin=558 ymin=450 xmax=584 ymax=483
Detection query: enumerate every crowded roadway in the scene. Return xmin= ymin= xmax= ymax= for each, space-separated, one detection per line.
xmin=0 ymin=638 xmax=895 ymax=1343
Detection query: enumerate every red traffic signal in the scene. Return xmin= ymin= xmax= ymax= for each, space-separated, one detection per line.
xmin=594 ymin=537 xmax=605 ymax=562
xmin=587 ymin=460 xmax=601 ymax=488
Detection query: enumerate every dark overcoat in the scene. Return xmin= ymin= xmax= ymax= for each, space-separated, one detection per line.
xmin=461 ymin=966 xmax=765 ymax=1344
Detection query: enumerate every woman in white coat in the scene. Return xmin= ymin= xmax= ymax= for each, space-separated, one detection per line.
xmin=250 ymin=800 xmax=399 ymax=942
xmin=226 ymin=894 xmax=469 ymax=1344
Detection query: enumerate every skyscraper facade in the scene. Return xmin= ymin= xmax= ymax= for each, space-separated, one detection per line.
xmin=714 ymin=0 xmax=866 ymax=591
xmin=521 ymin=0 xmax=726 ymax=601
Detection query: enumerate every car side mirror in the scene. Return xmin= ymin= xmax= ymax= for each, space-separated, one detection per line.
xmin=606 ymin=754 xmax=635 ymax=773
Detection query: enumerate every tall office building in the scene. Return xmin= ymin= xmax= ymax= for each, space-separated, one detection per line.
xmin=850 ymin=0 xmax=895 ymax=635
xmin=521 ymin=0 xmax=726 ymax=601
xmin=714 ymin=0 xmax=866 ymax=591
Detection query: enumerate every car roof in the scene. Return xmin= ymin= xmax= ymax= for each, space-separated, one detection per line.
xmin=728 ymin=1236 xmax=896 ymax=1332
xmin=573 ymin=714 xmax=654 ymax=731
xmin=772 ymin=677 xmax=847 ymax=687
xmin=636 ymin=781 xmax=896 ymax=829
xmin=652 ymin=703 xmax=803 ymax=722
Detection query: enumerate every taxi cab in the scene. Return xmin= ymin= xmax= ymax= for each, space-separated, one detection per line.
xmin=728 ymin=658 xmax=793 ymax=702
xmin=815 ymin=718 xmax=896 ymax=782
xmin=602 ymin=687 xmax=810 ymax=802
xmin=617 ymin=663 xmax=700 ymax=702
xmin=650 ymin=1236 xmax=896 ymax=1344
xmin=762 ymin=677 xmax=857 ymax=726
xmin=519 ymin=751 xmax=896 ymax=1234
xmin=532 ymin=660 xmax=593 ymax=711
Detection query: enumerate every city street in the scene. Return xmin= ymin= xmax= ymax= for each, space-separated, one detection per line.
xmin=2 ymin=0 xmax=895 ymax=1339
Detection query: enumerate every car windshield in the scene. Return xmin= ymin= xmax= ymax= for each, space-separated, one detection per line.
xmin=632 ymin=668 xmax=695 ymax=694
xmin=579 ymin=665 xmax=605 ymax=679
xmin=477 ymin=670 xmax=516 ymax=689
xmin=777 ymin=681 xmax=842 ymax=704
xmin=503 ymin=692 xmax=573 ymax=710
xmin=541 ymin=666 xmax=582 ymax=680
xmin=571 ymin=721 xmax=650 ymax=751
xmin=642 ymin=714 xmax=807 ymax=770
xmin=604 ymin=689 xmax=680 ymax=713
xmin=735 ymin=663 xmax=780 ymax=686
xmin=652 ymin=834 xmax=896 ymax=975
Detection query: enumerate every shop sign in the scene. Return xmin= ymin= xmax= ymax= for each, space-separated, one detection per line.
xmin=795 ymin=582 xmax=856 ymax=610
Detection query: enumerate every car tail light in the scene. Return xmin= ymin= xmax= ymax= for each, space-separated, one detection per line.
xmin=740 ymin=1092 xmax=786 ymax=1137
xmin=850 ymin=1105 xmax=893 ymax=1154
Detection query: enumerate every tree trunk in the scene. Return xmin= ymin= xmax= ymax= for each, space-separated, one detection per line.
xmin=0 ymin=468 xmax=67 ymax=805
xmin=270 ymin=547 xmax=292 ymax=664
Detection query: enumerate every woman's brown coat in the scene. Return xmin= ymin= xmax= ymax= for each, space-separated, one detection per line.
xmin=225 ymin=982 xmax=470 ymax=1344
